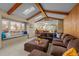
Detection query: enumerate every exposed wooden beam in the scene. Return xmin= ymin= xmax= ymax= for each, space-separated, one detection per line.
xmin=27 ymin=3 xmax=67 ymax=21
xmin=35 ymin=16 xmax=63 ymax=22
xmin=35 ymin=3 xmax=48 ymax=17
xmin=48 ymin=17 xmax=63 ymax=20
xmin=35 ymin=17 xmax=46 ymax=23
xmin=7 ymin=3 xmax=22 ymax=15
xmin=26 ymin=9 xmax=67 ymax=21
xmin=45 ymin=10 xmax=69 ymax=15
xmin=26 ymin=11 xmax=41 ymax=20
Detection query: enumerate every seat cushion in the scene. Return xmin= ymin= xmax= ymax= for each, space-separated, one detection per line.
xmin=51 ymin=45 xmax=67 ymax=56
xmin=67 ymin=39 xmax=79 ymax=52
xmin=29 ymin=49 xmax=48 ymax=56
xmin=52 ymin=41 xmax=65 ymax=47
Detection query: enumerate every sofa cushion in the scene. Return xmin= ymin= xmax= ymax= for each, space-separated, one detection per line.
xmin=61 ymin=34 xmax=69 ymax=40
xmin=51 ymin=45 xmax=67 ymax=56
xmin=52 ymin=41 xmax=65 ymax=47
xmin=67 ymin=39 xmax=79 ymax=52
xmin=63 ymin=35 xmax=75 ymax=47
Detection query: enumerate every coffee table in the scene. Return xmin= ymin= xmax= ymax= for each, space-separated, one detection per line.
xmin=24 ymin=39 xmax=49 ymax=52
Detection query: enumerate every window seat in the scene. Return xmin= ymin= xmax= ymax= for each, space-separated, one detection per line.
xmin=2 ymin=34 xmax=27 ymax=41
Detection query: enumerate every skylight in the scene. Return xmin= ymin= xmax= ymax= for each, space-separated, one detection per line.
xmin=23 ymin=6 xmax=35 ymax=15
xmin=34 ymin=15 xmax=43 ymax=20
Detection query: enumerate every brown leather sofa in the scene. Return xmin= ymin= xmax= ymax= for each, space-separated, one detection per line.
xmin=52 ymin=34 xmax=76 ymax=48
xmin=51 ymin=38 xmax=79 ymax=56
xmin=29 ymin=38 xmax=79 ymax=56
xmin=50 ymin=34 xmax=77 ymax=56
xmin=28 ymin=33 xmax=79 ymax=56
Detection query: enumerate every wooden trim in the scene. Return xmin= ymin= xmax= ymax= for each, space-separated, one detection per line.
xmin=7 ymin=3 xmax=22 ymax=15
xmin=45 ymin=10 xmax=69 ymax=15
xmin=35 ymin=3 xmax=48 ymax=17
xmin=69 ymin=3 xmax=79 ymax=13
xmin=26 ymin=11 xmax=41 ymax=20
xmin=48 ymin=17 xmax=63 ymax=20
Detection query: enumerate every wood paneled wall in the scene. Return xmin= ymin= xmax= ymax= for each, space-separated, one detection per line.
xmin=64 ymin=4 xmax=79 ymax=38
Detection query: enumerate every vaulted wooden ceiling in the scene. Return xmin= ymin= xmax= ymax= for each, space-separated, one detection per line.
xmin=0 ymin=3 xmax=77 ymax=22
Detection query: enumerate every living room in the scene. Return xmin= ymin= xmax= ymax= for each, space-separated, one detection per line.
xmin=0 ymin=3 xmax=79 ymax=57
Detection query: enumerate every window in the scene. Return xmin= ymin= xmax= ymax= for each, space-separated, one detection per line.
xmin=2 ymin=20 xmax=9 ymax=30
xmin=2 ymin=19 xmax=25 ymax=37
xmin=21 ymin=23 xmax=25 ymax=31
xmin=16 ymin=22 xmax=22 ymax=32
xmin=10 ymin=21 xmax=16 ymax=32
xmin=10 ymin=21 xmax=25 ymax=31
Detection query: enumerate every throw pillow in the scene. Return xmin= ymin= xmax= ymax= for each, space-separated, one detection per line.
xmin=63 ymin=48 xmax=78 ymax=56
xmin=56 ymin=33 xmax=61 ymax=39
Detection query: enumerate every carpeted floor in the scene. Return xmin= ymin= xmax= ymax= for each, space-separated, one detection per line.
xmin=0 ymin=37 xmax=35 ymax=56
